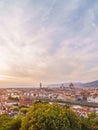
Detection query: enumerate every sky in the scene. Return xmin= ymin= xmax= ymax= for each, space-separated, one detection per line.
xmin=0 ymin=0 xmax=98 ymax=86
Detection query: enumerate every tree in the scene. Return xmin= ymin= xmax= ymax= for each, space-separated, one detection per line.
xmin=0 ymin=114 xmax=22 ymax=130
xmin=19 ymin=107 xmax=28 ymax=115
xmin=20 ymin=103 xmax=81 ymax=130
xmin=9 ymin=116 xmax=22 ymax=130
xmin=81 ymin=112 xmax=98 ymax=130
xmin=81 ymin=117 xmax=91 ymax=130
xmin=0 ymin=114 xmax=12 ymax=130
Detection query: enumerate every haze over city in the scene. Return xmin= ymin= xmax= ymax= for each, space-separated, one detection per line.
xmin=0 ymin=0 xmax=98 ymax=86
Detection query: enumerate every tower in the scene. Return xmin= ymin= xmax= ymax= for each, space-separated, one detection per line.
xmin=40 ymin=83 xmax=42 ymax=89
xmin=69 ymin=83 xmax=74 ymax=89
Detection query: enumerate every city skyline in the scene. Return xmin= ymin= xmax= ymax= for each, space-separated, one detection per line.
xmin=0 ymin=0 xmax=98 ymax=85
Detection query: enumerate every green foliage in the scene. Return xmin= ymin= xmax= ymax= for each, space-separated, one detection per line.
xmin=20 ymin=108 xmax=28 ymax=115
xmin=20 ymin=103 xmax=81 ymax=130
xmin=2 ymin=103 xmax=98 ymax=130
xmin=88 ymin=112 xmax=96 ymax=120
xmin=0 ymin=114 xmax=22 ymax=130
xmin=65 ymin=108 xmax=81 ymax=130
xmin=92 ymin=117 xmax=98 ymax=126
xmin=81 ymin=117 xmax=91 ymax=130
xmin=89 ymin=113 xmax=98 ymax=130
xmin=0 ymin=114 xmax=12 ymax=130
xmin=81 ymin=112 xmax=98 ymax=130
xmin=9 ymin=116 xmax=22 ymax=130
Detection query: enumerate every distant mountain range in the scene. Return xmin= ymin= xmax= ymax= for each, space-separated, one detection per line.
xmin=47 ymin=80 xmax=98 ymax=88
xmin=82 ymin=80 xmax=98 ymax=87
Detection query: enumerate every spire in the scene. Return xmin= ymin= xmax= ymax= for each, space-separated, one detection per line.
xmin=40 ymin=83 xmax=42 ymax=89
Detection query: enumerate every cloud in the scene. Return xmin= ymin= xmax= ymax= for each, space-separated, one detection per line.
xmin=0 ymin=0 xmax=98 ymax=85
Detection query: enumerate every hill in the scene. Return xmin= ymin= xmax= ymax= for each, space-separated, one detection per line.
xmin=47 ymin=80 xmax=98 ymax=88
xmin=83 ymin=80 xmax=98 ymax=87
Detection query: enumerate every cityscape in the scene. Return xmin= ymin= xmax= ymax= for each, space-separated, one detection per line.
xmin=0 ymin=81 xmax=98 ymax=117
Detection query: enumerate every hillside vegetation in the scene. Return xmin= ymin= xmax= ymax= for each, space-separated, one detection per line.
xmin=0 ymin=102 xmax=98 ymax=130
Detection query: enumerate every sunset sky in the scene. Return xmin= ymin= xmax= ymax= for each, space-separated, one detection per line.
xmin=0 ymin=0 xmax=98 ymax=86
